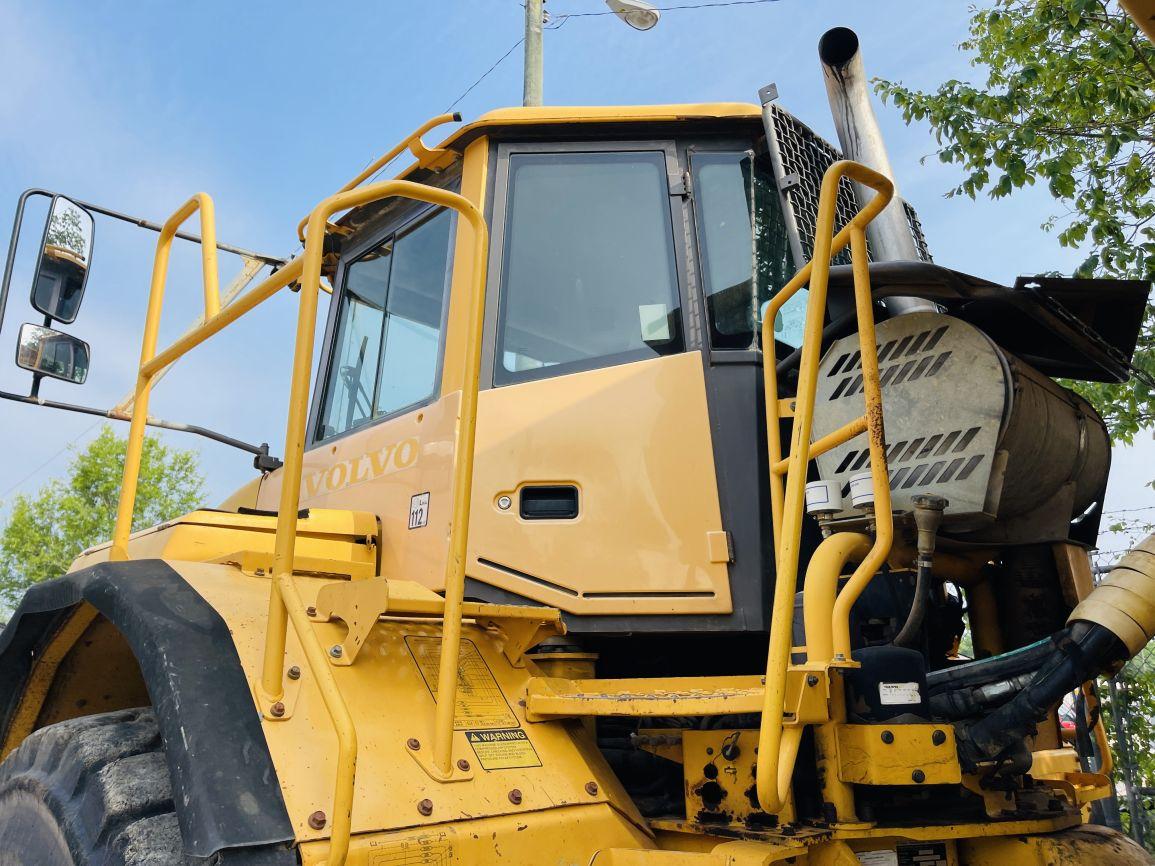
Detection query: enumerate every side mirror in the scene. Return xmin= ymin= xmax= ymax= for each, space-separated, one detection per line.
xmin=16 ymin=323 xmax=90 ymax=384
xmin=31 ymin=196 xmax=94 ymax=323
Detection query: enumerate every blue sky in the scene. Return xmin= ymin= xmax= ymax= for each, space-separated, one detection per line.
xmin=0 ymin=0 xmax=1149 ymax=559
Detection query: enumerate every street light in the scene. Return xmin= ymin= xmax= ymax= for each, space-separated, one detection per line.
xmin=523 ymin=0 xmax=662 ymax=107
xmin=605 ymin=0 xmax=661 ymax=31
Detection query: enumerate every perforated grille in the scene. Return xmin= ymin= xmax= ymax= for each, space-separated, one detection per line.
xmin=834 ymin=426 xmax=985 ymax=497
xmin=766 ymin=105 xmax=862 ymax=267
xmin=824 ymin=324 xmax=951 ymax=399
xmin=903 ymin=200 xmax=933 ymax=262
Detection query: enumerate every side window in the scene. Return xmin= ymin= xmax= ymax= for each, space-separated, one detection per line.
xmin=691 ymin=151 xmax=799 ymax=350
xmin=495 ymin=150 xmax=683 ymax=385
xmin=318 ymin=209 xmax=453 ymax=441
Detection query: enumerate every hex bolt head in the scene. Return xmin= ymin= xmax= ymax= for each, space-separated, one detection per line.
xmin=329 ymin=644 xmax=343 ymax=659
xmin=932 ymin=729 xmax=947 ymax=746
xmin=508 ymin=789 xmax=523 ymax=805
xmin=806 ymin=674 xmax=820 ymax=687
xmin=880 ymin=730 xmax=894 ymax=744
xmin=407 ymin=738 xmax=421 ymax=751
xmin=308 ymin=810 xmax=327 ymax=830
xmin=287 ymin=665 xmax=301 ymax=681
xmin=270 ymin=701 xmax=286 ymax=718
xmin=417 ymin=799 xmax=434 ymax=816
xmin=912 ymin=769 xmax=926 ymax=784
xmin=457 ymin=759 xmax=471 ymax=771
xmin=585 ymin=781 xmax=599 ymax=796
xmin=306 ymin=606 xmax=317 ymax=617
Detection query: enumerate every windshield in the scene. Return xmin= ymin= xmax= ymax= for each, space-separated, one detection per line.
xmin=691 ymin=150 xmax=802 ymax=350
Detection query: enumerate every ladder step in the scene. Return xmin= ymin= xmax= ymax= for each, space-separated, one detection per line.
xmin=525 ymin=675 xmax=766 ymax=720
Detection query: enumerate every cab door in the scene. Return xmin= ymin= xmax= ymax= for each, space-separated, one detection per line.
xmin=466 ymin=141 xmax=734 ymax=621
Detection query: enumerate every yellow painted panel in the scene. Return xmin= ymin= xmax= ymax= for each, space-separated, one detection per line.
xmin=467 ymin=352 xmax=733 ymax=615
xmin=165 ymin=562 xmax=648 ymax=844
xmin=257 ymin=392 xmax=459 ymax=590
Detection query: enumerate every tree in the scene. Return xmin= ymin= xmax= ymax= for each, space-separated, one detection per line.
xmin=875 ymin=0 xmax=1155 ymax=442
xmin=0 ymin=426 xmax=205 ymax=608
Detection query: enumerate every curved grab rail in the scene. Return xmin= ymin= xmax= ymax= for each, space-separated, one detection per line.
xmin=294 ymin=113 xmax=461 ymax=243
xmin=754 ymin=159 xmax=896 ymax=815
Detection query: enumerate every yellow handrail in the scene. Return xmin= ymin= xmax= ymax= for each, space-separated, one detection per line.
xmin=754 ymin=160 xmax=895 ymax=814
xmin=294 ymin=112 xmax=461 ymax=243
xmin=110 ymin=178 xmax=488 ymax=866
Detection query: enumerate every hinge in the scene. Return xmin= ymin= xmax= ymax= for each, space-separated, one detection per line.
xmin=669 ymin=170 xmax=691 ymax=198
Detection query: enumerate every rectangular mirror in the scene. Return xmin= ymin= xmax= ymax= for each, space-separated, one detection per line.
xmin=16 ymin=323 xmax=90 ymax=384
xmin=32 ymin=196 xmax=94 ymax=323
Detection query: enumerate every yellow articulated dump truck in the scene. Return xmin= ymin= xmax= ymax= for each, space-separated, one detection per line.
xmin=1 ymin=25 xmax=1154 ymax=866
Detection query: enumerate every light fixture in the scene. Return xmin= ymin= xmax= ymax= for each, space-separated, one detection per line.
xmin=605 ymin=0 xmax=661 ymax=31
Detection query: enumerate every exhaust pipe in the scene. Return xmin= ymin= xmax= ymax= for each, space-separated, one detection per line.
xmin=818 ymin=27 xmax=936 ymax=315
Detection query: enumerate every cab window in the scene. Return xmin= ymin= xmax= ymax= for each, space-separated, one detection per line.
xmin=691 ymin=150 xmax=799 ymax=349
xmin=317 ymin=208 xmax=453 ymax=440
xmin=495 ymin=150 xmax=683 ymax=385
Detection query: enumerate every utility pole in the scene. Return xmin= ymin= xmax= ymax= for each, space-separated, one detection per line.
xmin=523 ymin=0 xmax=544 ymax=107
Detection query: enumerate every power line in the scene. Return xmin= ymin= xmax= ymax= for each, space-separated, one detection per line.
xmin=444 ymin=37 xmax=527 ymax=114
xmin=367 ymin=0 xmax=783 ymax=183
xmin=0 ymin=420 xmax=101 ymax=502
xmin=1103 ymin=505 xmax=1155 ymax=516
xmin=550 ymin=0 xmax=782 ymax=19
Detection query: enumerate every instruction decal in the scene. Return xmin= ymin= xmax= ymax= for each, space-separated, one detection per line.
xmin=367 ymin=827 xmax=454 ymax=865
xmin=466 ymin=727 xmax=542 ymax=771
xmin=405 ymin=636 xmax=518 ymax=730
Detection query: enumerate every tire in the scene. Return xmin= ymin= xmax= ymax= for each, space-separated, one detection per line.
xmin=0 ymin=708 xmax=189 ymax=866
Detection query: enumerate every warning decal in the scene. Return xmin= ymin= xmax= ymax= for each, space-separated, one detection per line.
xmin=405 ymin=636 xmax=518 ymax=730
xmin=368 ymin=828 xmax=454 ymax=865
xmin=467 ymin=728 xmax=542 ymax=770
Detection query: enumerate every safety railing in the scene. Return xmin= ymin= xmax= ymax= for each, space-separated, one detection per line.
xmin=754 ymin=160 xmax=896 ymax=814
xmin=110 ymin=168 xmax=488 ymax=863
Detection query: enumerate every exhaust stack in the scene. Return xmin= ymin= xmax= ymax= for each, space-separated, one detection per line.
xmin=819 ymin=26 xmax=936 ymax=315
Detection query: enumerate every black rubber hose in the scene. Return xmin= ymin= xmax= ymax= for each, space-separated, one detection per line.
xmin=954 ymin=622 xmax=1127 ymax=772
xmin=893 ymin=560 xmax=931 ymax=648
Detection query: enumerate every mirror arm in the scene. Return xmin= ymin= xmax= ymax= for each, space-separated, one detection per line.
xmin=0 ymin=188 xmax=288 ymax=345
xmin=0 ymin=388 xmax=282 ymax=471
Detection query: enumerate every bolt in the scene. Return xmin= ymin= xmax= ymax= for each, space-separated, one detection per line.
xmin=270 ymin=701 xmax=286 ymax=718
xmin=881 ymin=730 xmax=894 ymax=744
xmin=932 ymin=729 xmax=947 ymax=746
xmin=705 ymin=747 xmax=714 ymax=756
xmin=306 ymin=606 xmax=317 ymax=617
xmin=308 ymin=810 xmax=326 ymax=830
xmin=329 ymin=644 xmax=343 ymax=659
xmin=806 ymin=674 xmax=819 ymax=687
xmin=912 ymin=769 xmax=926 ymax=784
xmin=457 ymin=759 xmax=471 ymax=771
xmin=287 ymin=665 xmax=301 ymax=681
xmin=407 ymin=738 xmax=421 ymax=751
xmin=417 ymin=799 xmax=433 ymax=816
xmin=508 ymin=789 xmax=523 ymax=805
xmin=585 ymin=781 xmax=599 ymax=796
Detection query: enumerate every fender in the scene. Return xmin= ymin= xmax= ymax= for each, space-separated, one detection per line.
xmin=0 ymin=559 xmax=295 ymax=862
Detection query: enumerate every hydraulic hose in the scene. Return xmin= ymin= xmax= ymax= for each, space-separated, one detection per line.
xmin=954 ymin=533 xmax=1155 ymax=772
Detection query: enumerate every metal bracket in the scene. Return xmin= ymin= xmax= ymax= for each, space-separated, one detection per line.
xmin=252 ymin=666 xmax=303 ymax=721
xmin=311 ymin=576 xmax=390 ymax=665
xmin=478 ymin=615 xmax=565 ymax=667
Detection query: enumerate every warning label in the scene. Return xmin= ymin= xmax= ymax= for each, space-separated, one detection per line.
xmin=405 ymin=636 xmax=518 ymax=730
xmin=466 ymin=728 xmax=542 ymax=770
xmin=368 ymin=827 xmax=454 ymax=865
